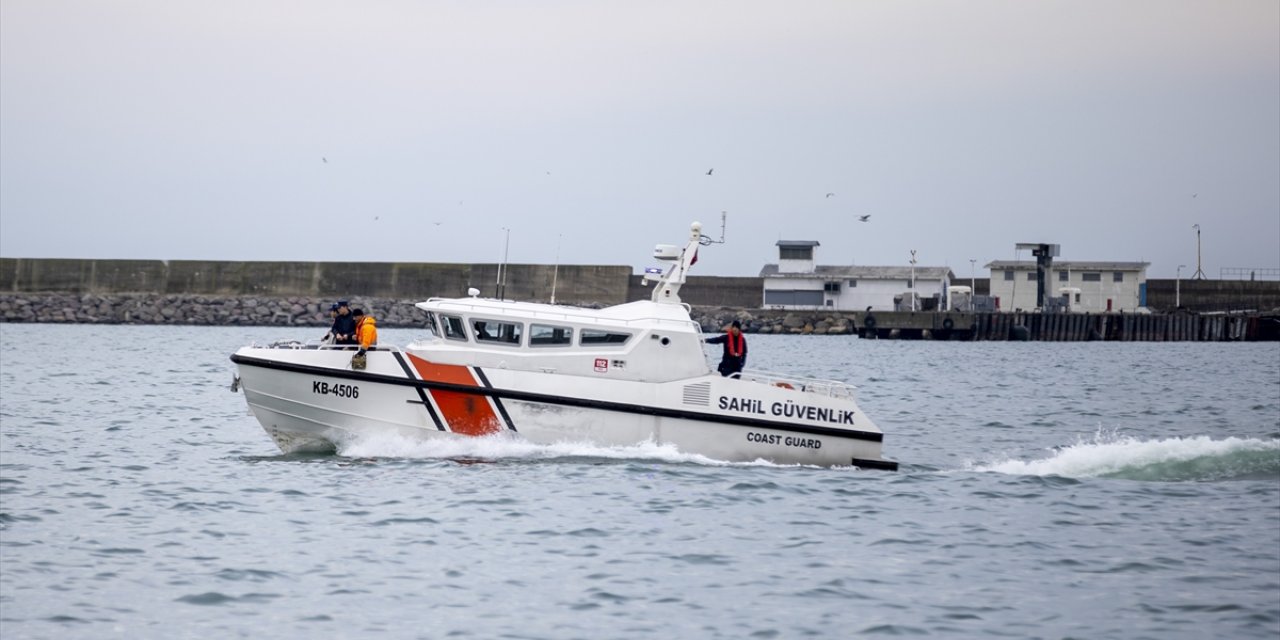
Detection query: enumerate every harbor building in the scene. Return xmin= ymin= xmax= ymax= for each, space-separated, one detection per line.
xmin=986 ymin=260 xmax=1150 ymax=312
xmin=761 ymin=241 xmax=954 ymax=311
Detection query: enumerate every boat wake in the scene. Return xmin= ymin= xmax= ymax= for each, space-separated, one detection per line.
xmin=971 ymin=433 xmax=1280 ymax=481
xmin=335 ymin=432 xmax=794 ymax=468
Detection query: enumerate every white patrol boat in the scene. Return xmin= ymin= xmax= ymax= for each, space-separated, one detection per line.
xmin=230 ymin=222 xmax=897 ymax=470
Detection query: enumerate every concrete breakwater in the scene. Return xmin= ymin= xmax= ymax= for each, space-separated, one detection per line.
xmin=0 ymin=257 xmax=766 ymax=309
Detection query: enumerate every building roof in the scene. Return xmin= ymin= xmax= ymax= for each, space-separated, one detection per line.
xmin=985 ymin=260 xmax=1150 ymax=271
xmin=760 ymin=264 xmax=956 ymax=280
xmin=775 ymin=240 xmax=821 ymax=248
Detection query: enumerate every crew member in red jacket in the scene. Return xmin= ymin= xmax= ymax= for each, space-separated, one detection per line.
xmin=705 ymin=320 xmax=747 ymax=377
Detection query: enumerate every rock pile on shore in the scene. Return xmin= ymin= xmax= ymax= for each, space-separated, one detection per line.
xmin=0 ymin=294 xmax=430 ymax=328
xmin=0 ymin=293 xmax=860 ymax=335
xmin=691 ymin=307 xmax=857 ymax=335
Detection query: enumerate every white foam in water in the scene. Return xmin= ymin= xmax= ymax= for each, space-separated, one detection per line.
xmin=336 ymin=431 xmax=792 ymax=467
xmin=972 ymin=431 xmax=1280 ymax=479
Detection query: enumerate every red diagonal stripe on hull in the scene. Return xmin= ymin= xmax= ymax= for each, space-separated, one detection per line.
xmin=406 ymin=354 xmax=502 ymax=436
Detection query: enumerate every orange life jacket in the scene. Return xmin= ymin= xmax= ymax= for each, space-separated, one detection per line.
xmin=726 ymin=330 xmax=744 ymax=357
xmin=356 ymin=315 xmax=378 ymax=349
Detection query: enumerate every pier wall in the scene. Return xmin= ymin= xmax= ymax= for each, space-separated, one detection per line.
xmin=1144 ymin=279 xmax=1280 ymax=313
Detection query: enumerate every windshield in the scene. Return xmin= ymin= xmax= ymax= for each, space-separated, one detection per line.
xmin=421 ymin=311 xmax=440 ymax=338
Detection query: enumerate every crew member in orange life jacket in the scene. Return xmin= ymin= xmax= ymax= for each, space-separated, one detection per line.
xmin=350 ymin=308 xmax=378 ymax=370
xmin=353 ymin=308 xmax=377 ymax=355
xmin=705 ymin=320 xmax=747 ymax=377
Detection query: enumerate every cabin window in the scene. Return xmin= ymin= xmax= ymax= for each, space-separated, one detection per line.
xmin=473 ymin=319 xmax=523 ymax=346
xmin=1058 ymin=271 xmax=1068 ymax=282
xmin=1004 ymin=270 xmax=1014 ymax=281
xmin=580 ymin=329 xmax=631 ymax=345
xmin=1113 ymin=272 xmax=1124 ymax=282
xmin=847 ymin=279 xmax=857 ymax=287
xmin=441 ymin=315 xmax=468 ymax=341
xmin=1026 ymin=272 xmax=1036 ymax=281
xmin=529 ymin=324 xmax=572 ymax=347
xmin=1082 ymin=272 xmax=1101 ymax=282
xmin=823 ymin=281 xmax=840 ymax=293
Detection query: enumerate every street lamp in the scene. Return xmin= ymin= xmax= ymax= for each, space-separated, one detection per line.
xmin=909 ymin=249 xmax=918 ymax=312
xmin=1176 ymin=264 xmax=1186 ymax=309
xmin=1191 ymin=224 xmax=1205 ymax=280
xmin=495 ymin=227 xmax=511 ymax=299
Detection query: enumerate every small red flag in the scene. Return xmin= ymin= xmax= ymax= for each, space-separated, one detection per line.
xmin=690 ymin=249 xmax=698 ymax=266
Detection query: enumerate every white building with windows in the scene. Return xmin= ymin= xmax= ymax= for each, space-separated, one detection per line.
xmin=761 ymin=241 xmax=955 ymax=311
xmin=985 ymin=260 xmax=1150 ymax=312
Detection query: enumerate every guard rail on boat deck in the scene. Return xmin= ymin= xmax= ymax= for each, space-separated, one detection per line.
xmin=423 ymin=298 xmax=703 ymax=332
xmin=256 ymin=339 xmax=404 ymax=351
xmin=737 ymin=369 xmax=857 ymax=400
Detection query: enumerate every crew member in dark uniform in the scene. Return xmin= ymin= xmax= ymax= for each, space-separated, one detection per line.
xmin=322 ymin=302 xmax=340 ymax=342
xmin=331 ymin=300 xmax=358 ymax=345
xmin=705 ymin=320 xmax=747 ymax=377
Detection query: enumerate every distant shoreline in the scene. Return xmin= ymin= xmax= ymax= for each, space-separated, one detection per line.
xmin=3 ymin=292 xmax=1277 ymax=342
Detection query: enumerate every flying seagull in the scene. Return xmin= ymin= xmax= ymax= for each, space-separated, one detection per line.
xmin=826 ymin=193 xmax=835 ymax=198
xmin=706 ymin=168 xmax=714 ymax=175
xmin=858 ymin=214 xmax=871 ymax=222
xmin=322 ymin=157 xmax=328 ymax=163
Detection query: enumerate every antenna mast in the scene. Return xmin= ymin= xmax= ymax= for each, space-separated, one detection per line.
xmin=701 ymin=211 xmax=727 ymax=246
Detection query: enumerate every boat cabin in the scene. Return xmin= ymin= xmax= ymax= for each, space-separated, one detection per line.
xmin=411 ymin=297 xmax=712 ymax=382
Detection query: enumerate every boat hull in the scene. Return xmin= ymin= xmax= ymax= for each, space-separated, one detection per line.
xmin=232 ymin=347 xmax=897 ymax=469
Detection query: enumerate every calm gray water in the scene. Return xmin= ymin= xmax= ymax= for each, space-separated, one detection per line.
xmin=1 ymin=324 xmax=1278 ymax=640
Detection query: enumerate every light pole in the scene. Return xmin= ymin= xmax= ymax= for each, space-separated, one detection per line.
xmin=1191 ymin=224 xmax=1205 ymax=280
xmin=495 ymin=227 xmax=511 ymax=299
xmin=1176 ymin=264 xmax=1186 ymax=308
xmin=550 ymin=234 xmax=561 ymax=305
xmin=909 ymin=249 xmax=918 ymax=312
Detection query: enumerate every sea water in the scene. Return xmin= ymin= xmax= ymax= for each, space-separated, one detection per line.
xmin=0 ymin=324 xmax=1277 ymax=639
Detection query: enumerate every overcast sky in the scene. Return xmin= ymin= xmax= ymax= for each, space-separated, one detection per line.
xmin=1 ymin=1 xmax=1277 ymax=279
